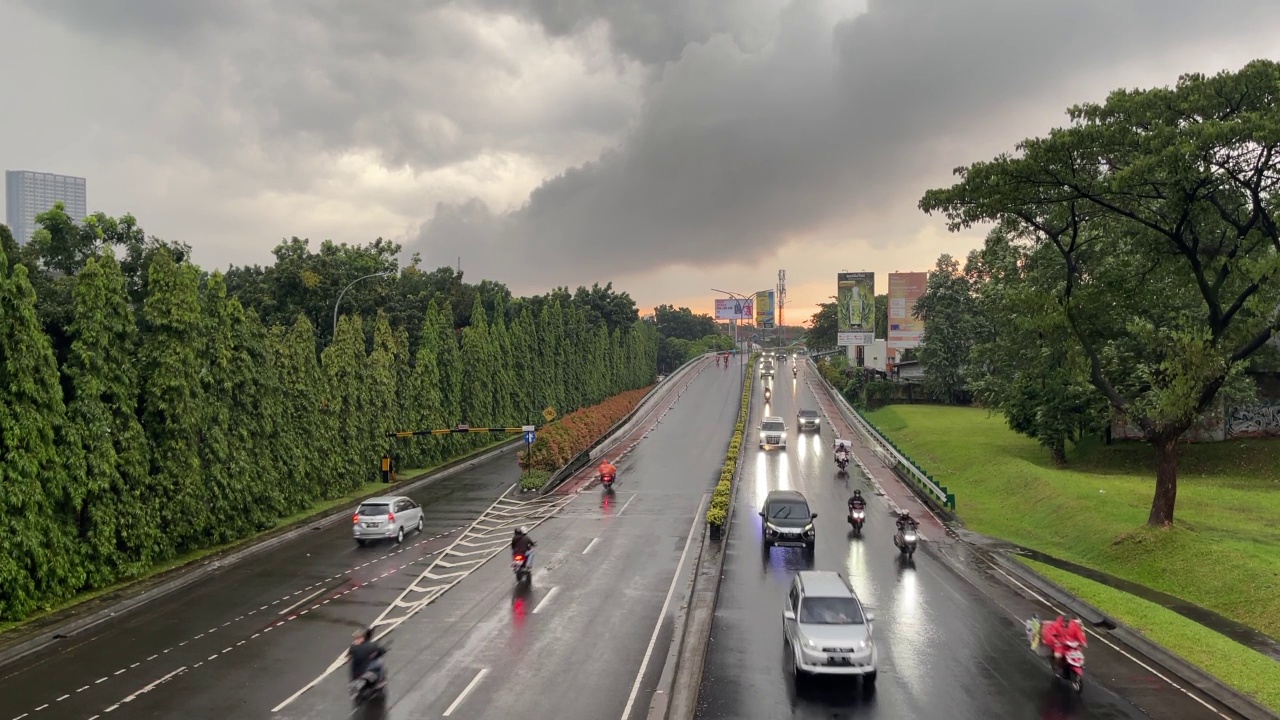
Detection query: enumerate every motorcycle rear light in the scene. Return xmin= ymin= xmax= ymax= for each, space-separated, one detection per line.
xmin=514 ymin=555 xmax=524 ymax=562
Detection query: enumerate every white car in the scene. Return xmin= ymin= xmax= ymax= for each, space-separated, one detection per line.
xmin=784 ymin=571 xmax=878 ymax=686
xmin=353 ymin=496 xmax=424 ymax=546
xmin=758 ymin=416 xmax=788 ymax=449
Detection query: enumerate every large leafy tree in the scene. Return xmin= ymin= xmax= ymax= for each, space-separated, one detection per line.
xmin=921 ymin=60 xmax=1280 ymax=525
xmin=805 ymin=301 xmax=837 ymax=350
xmin=61 ymin=251 xmax=154 ymax=583
xmin=0 ymin=245 xmax=82 ymax=617
xmin=913 ymin=254 xmax=978 ymax=404
xmin=139 ymin=252 xmax=209 ymax=555
xmin=964 ymin=232 xmax=1109 ymax=465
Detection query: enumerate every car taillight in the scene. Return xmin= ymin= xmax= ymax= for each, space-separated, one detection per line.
xmin=353 ymin=513 xmax=360 ymax=524
xmin=387 ymin=512 xmax=394 ymax=523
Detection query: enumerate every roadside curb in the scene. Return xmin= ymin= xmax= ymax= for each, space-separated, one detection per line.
xmin=0 ymin=438 xmax=522 ymax=670
xmin=654 ymin=356 xmax=753 ymax=720
xmin=987 ymin=551 xmax=1279 ymax=720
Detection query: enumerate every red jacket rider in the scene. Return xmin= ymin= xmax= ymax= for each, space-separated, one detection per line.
xmin=599 ymin=460 xmax=617 ymax=479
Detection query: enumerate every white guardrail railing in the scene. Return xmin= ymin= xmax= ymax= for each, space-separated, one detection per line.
xmin=806 ymin=357 xmax=957 ymax=511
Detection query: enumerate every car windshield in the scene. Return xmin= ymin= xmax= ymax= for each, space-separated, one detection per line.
xmin=358 ymin=503 xmax=391 ymax=516
xmin=767 ymin=501 xmax=809 ymax=520
xmin=762 ymin=421 xmax=785 ymax=432
xmin=800 ymin=597 xmax=864 ymax=624
xmin=799 ymin=410 xmax=818 ymax=418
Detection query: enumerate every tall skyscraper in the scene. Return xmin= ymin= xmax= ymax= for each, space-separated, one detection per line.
xmin=5 ymin=170 xmax=88 ymax=245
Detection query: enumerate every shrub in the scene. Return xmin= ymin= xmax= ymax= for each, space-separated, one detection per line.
xmin=520 ymin=469 xmax=552 ymax=491
xmin=708 ymin=354 xmax=757 ymax=528
xmin=520 ymin=386 xmax=652 ymax=471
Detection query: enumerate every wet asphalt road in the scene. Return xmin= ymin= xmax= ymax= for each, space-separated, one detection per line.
xmin=0 ymin=445 xmax=519 ymax=720
xmin=262 ymin=359 xmax=738 ymax=720
xmin=696 ymin=360 xmax=1239 ymax=720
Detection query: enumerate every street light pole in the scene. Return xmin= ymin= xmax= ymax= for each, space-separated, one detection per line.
xmin=333 ymin=270 xmax=395 ymax=339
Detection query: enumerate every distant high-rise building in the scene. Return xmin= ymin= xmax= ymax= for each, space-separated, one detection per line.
xmin=5 ymin=170 xmax=88 ymax=245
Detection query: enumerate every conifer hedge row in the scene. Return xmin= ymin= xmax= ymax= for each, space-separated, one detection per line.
xmin=0 ymin=245 xmax=657 ymax=622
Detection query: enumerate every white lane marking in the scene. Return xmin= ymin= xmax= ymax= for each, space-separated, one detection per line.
xmin=532 ymin=586 xmax=560 ymax=615
xmin=619 ymin=494 xmax=706 ymax=720
xmin=442 ymin=668 xmax=489 ymax=717
xmin=95 ymin=677 xmax=108 ymax=684
xmin=582 ymin=537 xmax=600 ymax=554
xmin=13 ymin=714 xmax=28 ymax=720
xmin=56 ymin=694 xmax=69 ymax=701
xmin=119 ymin=667 xmax=186 ymax=705
xmin=986 ymin=562 xmax=1231 ymax=719
xmin=616 ymin=495 xmax=637 ymax=516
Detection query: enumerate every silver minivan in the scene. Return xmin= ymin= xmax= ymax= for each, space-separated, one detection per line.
xmin=784 ymin=571 xmax=877 ymax=686
xmin=353 ymin=496 xmax=424 ymax=546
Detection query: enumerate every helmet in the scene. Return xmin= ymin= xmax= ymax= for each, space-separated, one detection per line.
xmin=853 ymin=489 xmax=862 ymax=497
xmin=514 ymin=526 xmax=528 ymax=536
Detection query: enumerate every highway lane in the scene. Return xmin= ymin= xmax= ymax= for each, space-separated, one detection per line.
xmin=696 ymin=362 xmax=1237 ymax=720
xmin=267 ymin=358 xmax=740 ymax=720
xmin=0 ymin=447 xmax=523 ymax=720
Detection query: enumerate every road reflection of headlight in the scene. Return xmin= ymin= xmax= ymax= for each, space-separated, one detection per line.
xmin=755 ymin=448 xmax=768 ymax=505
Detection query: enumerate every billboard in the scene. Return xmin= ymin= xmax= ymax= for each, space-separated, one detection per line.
xmin=755 ymin=290 xmax=775 ymax=329
xmin=837 ymin=272 xmax=875 ymax=346
xmin=714 ymin=297 xmax=754 ymax=321
xmin=887 ymin=272 xmax=927 ymax=350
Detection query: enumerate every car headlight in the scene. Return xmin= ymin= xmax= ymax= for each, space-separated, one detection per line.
xmin=803 ymin=523 xmax=814 ymax=533
xmin=801 ymin=636 xmax=818 ymax=649
xmin=759 ymin=433 xmax=765 ymax=442
xmin=857 ymin=639 xmax=870 ymax=650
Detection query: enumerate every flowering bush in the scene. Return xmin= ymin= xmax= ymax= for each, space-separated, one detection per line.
xmin=518 ymin=386 xmax=653 ymax=472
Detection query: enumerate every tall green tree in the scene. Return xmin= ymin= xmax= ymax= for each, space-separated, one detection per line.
xmin=323 ymin=314 xmax=372 ymax=490
xmin=0 ymin=245 xmax=81 ymax=619
xmin=913 ymin=254 xmax=978 ymax=404
xmin=61 ymin=251 xmax=154 ymax=584
xmin=921 ymin=60 xmax=1280 ymax=525
xmin=139 ymin=252 xmax=209 ymax=555
xmin=369 ymin=312 xmax=402 ymax=462
xmin=460 ymin=298 xmax=496 ymax=428
xmin=805 ymin=301 xmax=837 ymax=350
xmin=273 ymin=316 xmax=337 ymax=500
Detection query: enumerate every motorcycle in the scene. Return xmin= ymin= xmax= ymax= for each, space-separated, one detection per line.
xmin=835 ymin=453 xmax=850 ymax=475
xmin=847 ymin=505 xmax=865 ymax=535
xmin=763 ymin=387 xmax=772 ymax=402
xmin=893 ymin=523 xmax=918 ymax=557
xmin=349 ymin=647 xmax=388 ymax=706
xmin=600 ymin=472 xmax=615 ymax=490
xmin=512 ymin=549 xmax=534 ymax=584
xmin=1057 ymin=640 xmax=1086 ymax=692
xmin=792 ymin=367 xmax=797 ymax=378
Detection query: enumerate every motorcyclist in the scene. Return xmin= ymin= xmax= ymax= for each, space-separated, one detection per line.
xmin=1041 ymin=615 xmax=1067 ymax=669
xmin=848 ymin=490 xmax=866 ymax=512
xmin=895 ymin=511 xmax=917 ymax=535
xmin=512 ymin=526 xmax=535 ymax=560
xmin=599 ymin=458 xmax=617 ymax=482
xmin=833 ymin=441 xmax=850 ymax=466
xmin=1063 ymin=616 xmax=1088 ymax=650
xmin=348 ymin=627 xmax=387 ymax=685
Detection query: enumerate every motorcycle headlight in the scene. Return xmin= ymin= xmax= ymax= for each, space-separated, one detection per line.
xmin=904 ymin=533 xmax=917 ymax=542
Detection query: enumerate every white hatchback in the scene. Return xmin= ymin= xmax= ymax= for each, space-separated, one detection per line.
xmin=353 ymin=496 xmax=424 ymax=546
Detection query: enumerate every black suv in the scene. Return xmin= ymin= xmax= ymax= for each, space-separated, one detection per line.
xmin=760 ymin=490 xmax=817 ymax=554
xmin=797 ymin=409 xmax=821 ymax=432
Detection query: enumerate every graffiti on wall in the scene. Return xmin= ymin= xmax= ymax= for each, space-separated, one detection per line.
xmin=1227 ymin=400 xmax=1280 ymax=438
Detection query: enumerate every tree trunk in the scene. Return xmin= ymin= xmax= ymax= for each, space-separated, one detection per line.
xmin=1147 ymin=432 xmax=1180 ymax=526
xmin=1049 ymin=438 xmax=1067 ymax=467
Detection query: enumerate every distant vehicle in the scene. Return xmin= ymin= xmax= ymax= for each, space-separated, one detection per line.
xmin=758 ymin=416 xmax=788 ymax=450
xmin=353 ymin=496 xmax=424 ymax=546
xmin=794 ymin=347 xmax=808 ymax=356
xmin=761 ymin=360 xmax=776 ymax=378
xmin=760 ymin=490 xmax=816 ymax=552
xmin=797 ymin=409 xmax=821 ymax=432
xmin=784 ymin=570 xmax=877 ymax=687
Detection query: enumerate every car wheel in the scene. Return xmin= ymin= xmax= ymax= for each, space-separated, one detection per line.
xmin=416 ymin=517 xmax=424 ymax=534
xmin=396 ymin=527 xmax=404 ymax=544
xmin=864 ymin=671 xmax=877 ymax=688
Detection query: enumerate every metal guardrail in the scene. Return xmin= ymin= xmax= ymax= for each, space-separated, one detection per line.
xmin=538 ymin=352 xmax=709 ymax=495
xmin=807 ymin=357 xmax=957 ymax=511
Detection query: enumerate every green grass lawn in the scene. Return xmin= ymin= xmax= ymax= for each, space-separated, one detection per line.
xmin=1024 ymin=559 xmax=1280 ymax=714
xmin=864 ymin=405 xmax=1280 ymax=641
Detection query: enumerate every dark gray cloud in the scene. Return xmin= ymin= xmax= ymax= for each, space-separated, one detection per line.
xmin=411 ymin=0 xmax=1280 ymax=287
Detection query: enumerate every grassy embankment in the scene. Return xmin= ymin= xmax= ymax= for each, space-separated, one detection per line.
xmin=865 ymin=404 xmax=1280 ymax=712
xmin=0 ymin=438 xmax=512 ymax=636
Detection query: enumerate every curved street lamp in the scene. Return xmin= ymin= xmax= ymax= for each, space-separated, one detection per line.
xmin=333 ymin=270 xmax=395 ymax=339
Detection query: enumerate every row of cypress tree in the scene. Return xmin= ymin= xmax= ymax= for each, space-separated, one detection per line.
xmin=0 ymin=239 xmax=657 ymax=621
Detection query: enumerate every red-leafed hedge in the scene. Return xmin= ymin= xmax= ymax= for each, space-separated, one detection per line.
xmin=519 ymin=386 xmax=653 ymax=472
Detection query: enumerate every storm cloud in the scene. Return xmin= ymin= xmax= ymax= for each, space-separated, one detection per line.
xmin=4 ymin=0 xmax=1279 ymax=300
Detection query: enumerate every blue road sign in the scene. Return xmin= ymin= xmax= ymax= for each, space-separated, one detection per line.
xmin=524 ymin=431 xmax=536 ymax=444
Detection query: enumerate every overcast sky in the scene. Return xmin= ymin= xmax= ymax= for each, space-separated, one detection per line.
xmin=3 ymin=0 xmax=1279 ymax=324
